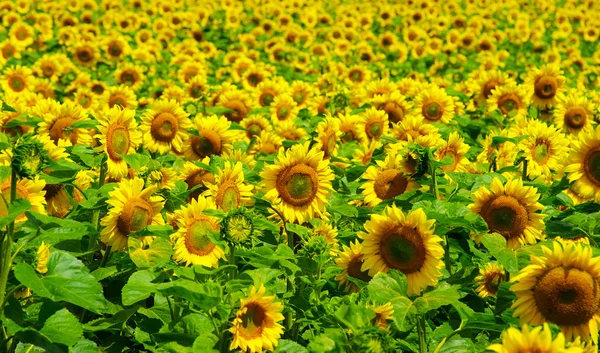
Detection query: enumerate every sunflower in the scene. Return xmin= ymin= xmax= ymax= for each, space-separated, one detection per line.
xmin=145 ymin=168 xmax=177 ymax=190
xmin=371 ymin=303 xmax=394 ymax=330
xmin=487 ymin=82 xmax=530 ymax=119
xmin=361 ymin=153 xmax=418 ymax=207
xmin=468 ymin=69 xmax=513 ymax=106
xmin=229 ymin=285 xmax=285 ymax=353
xmin=289 ymin=80 xmax=313 ymax=108
xmin=252 ymin=79 xmax=286 ymax=107
xmin=314 ymin=115 xmax=342 ymax=158
xmin=183 ymin=114 xmax=240 ymax=161
xmin=140 ymin=99 xmax=192 ymax=154
xmin=71 ymin=40 xmax=99 ymax=67
xmin=564 ymin=126 xmax=600 ymax=203
xmin=2 ymin=65 xmax=32 ymax=93
xmin=525 ymin=63 xmax=566 ymax=109
xmin=96 ymin=106 xmax=142 ymax=180
xmin=372 ymin=90 xmax=413 ymax=125
xmin=100 ymin=178 xmax=165 ymax=252
xmin=475 ymin=263 xmax=506 ymax=298
xmin=251 ymin=130 xmax=283 ymax=155
xmin=469 ymin=178 xmax=545 ymax=249
xmin=488 ymin=324 xmax=584 ymax=353
xmin=114 ymin=63 xmax=146 ymax=91
xmin=335 ymin=240 xmax=372 ymax=292
xmin=274 ymin=120 xmax=306 ymax=142
xmin=511 ymin=242 xmax=600 ymax=343
xmin=553 ymin=92 xmax=595 ymax=135
xmin=35 ymin=242 xmax=50 ymax=274
xmin=37 ymin=101 xmax=92 ymax=147
xmin=170 ymin=196 xmax=225 ymax=267
xmin=412 ymin=85 xmax=455 ymax=124
xmin=516 ymin=120 xmax=570 ymax=181
xmin=356 ymin=107 xmax=389 ymax=143
xmin=0 ymin=175 xmax=47 ymax=226
xmin=205 ymin=161 xmax=253 ymax=212
xmin=178 ymin=160 xmax=215 ymax=201
xmin=310 ymin=221 xmax=339 ymax=256
xmin=435 ymin=132 xmax=471 ymax=173
xmin=240 ymin=115 xmax=272 ymax=141
xmin=260 ymin=142 xmax=334 ymax=224
xmin=337 ymin=112 xmax=360 ymax=143
xmin=270 ymin=94 xmax=299 ymax=123
xmin=218 ymin=89 xmax=252 ymax=123
xmin=101 ymin=85 xmax=138 ymax=110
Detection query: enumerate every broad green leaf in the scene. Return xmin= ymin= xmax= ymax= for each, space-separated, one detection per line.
xmin=71 ymin=339 xmax=101 ymax=353
xmin=413 ymin=282 xmax=461 ymax=314
xmin=274 ymin=340 xmax=308 ymax=353
xmin=412 ymin=199 xmax=488 ymax=235
xmin=156 ymin=280 xmax=221 ymax=310
xmin=368 ymin=271 xmax=408 ymax=303
xmin=481 ymin=233 xmax=519 ymax=275
xmin=243 ymin=268 xmax=284 ymax=287
xmin=14 ymin=329 xmax=67 ymax=353
xmin=0 ymin=199 xmax=31 ymax=228
xmin=13 ymin=251 xmax=109 ymax=314
xmin=129 ymin=237 xmax=173 ymax=268
xmin=39 ymin=308 xmax=83 ymax=346
xmin=120 ymin=153 xmax=151 ymax=171
xmin=192 ymin=334 xmax=219 ymax=353
xmin=0 ymin=165 xmax=10 ymax=182
xmin=122 ymin=269 xmax=162 ymax=306
xmin=334 ymin=303 xmax=375 ymax=331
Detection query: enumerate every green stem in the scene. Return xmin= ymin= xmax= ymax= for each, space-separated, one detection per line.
xmin=229 ymin=245 xmax=236 ymax=280
xmin=166 ymin=296 xmax=175 ymax=322
xmin=417 ymin=315 xmax=427 ymax=353
xmin=0 ymin=169 xmax=18 ymax=334
xmin=86 ymin=162 xmax=107 ymax=262
xmin=444 ymin=234 xmax=452 ymax=275
xmin=429 ymin=151 xmax=439 ymax=199
xmin=522 ymin=159 xmax=528 ymax=181
xmin=99 ymin=245 xmax=112 ymax=268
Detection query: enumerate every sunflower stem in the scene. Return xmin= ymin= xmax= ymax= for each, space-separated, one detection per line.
xmin=522 ymin=159 xmax=528 ymax=181
xmin=417 ymin=315 xmax=427 ymax=353
xmin=86 ymin=161 xmax=107 ymax=263
xmin=428 ymin=150 xmax=439 ymax=199
xmin=0 ymin=168 xmax=18 ymax=336
xmin=228 ymin=245 xmax=236 ymax=280
xmin=444 ymin=234 xmax=452 ymax=275
xmin=100 ymin=245 xmax=112 ymax=268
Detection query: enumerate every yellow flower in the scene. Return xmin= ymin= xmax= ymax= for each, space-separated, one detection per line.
xmin=564 ymin=126 xmax=600 ymax=203
xmin=183 ymin=114 xmax=241 ymax=161
xmin=371 ymin=302 xmax=394 ymax=330
xmin=335 ymin=240 xmax=372 ymax=292
xmin=486 ymin=82 xmax=530 ymax=119
xmin=205 ymin=161 xmax=254 ymax=212
xmin=356 ymin=107 xmax=389 ymax=143
xmin=553 ymin=92 xmax=595 ymax=135
xmin=0 ymin=176 xmax=47 ymax=225
xmin=488 ymin=324 xmax=584 ymax=353
xmin=38 ymin=101 xmax=92 ymax=147
xmin=140 ymin=99 xmax=192 ymax=155
xmin=314 ymin=115 xmax=342 ymax=158
xmin=525 ymin=63 xmax=566 ymax=109
xmin=412 ymin=85 xmax=455 ymax=124
xmin=360 ymin=153 xmax=417 ymax=208
xmin=35 ymin=242 xmax=51 ymax=274
xmin=475 ymin=263 xmax=505 ymax=298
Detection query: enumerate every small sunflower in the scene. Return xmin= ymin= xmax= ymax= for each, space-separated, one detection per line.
xmin=525 ymin=63 xmax=566 ymax=109
xmin=205 ymin=161 xmax=253 ymax=212
xmin=468 ymin=69 xmax=513 ymax=106
xmin=469 ymin=178 xmax=545 ymax=249
xmin=488 ymin=324 xmax=584 ymax=353
xmin=371 ymin=303 xmax=394 ymax=330
xmin=178 ymin=160 xmax=215 ymax=201
xmin=564 ymin=126 xmax=600 ymax=203
xmin=335 ymin=240 xmax=372 ymax=292
xmin=96 ymin=106 xmax=142 ymax=180
xmin=240 ymin=116 xmax=272 ymax=141
xmin=0 ymin=176 xmax=47 ymax=225
xmin=361 ymin=153 xmax=417 ymax=208
xmin=412 ymin=85 xmax=455 ymax=124
xmin=260 ymin=142 xmax=334 ymax=224
xmin=1 ymin=65 xmax=33 ymax=93
xmin=314 ymin=115 xmax=342 ymax=158
xmin=372 ymin=90 xmax=413 ymax=125
xmin=101 ymin=85 xmax=138 ymax=110
xmin=170 ymin=196 xmax=225 ymax=267
xmin=435 ymin=132 xmax=471 ymax=173
xmin=360 ymin=206 xmax=444 ymax=296
xmin=38 ymin=101 xmax=92 ymax=147
xmin=218 ymin=90 xmax=252 ymax=123
xmin=517 ymin=120 xmax=570 ymax=181
xmin=229 ymin=285 xmax=285 ymax=353
xmin=140 ymin=99 xmax=192 ymax=154
xmin=553 ymin=92 xmax=595 ymax=135
xmin=511 ymin=242 xmax=600 ymax=343
xmin=270 ymin=94 xmax=299 ymax=123
xmin=356 ymin=107 xmax=389 ymax=143
xmin=183 ymin=114 xmax=241 ymax=161
xmin=486 ymin=82 xmax=530 ymax=119
xmin=475 ymin=263 xmax=506 ymax=298
xmin=100 ymin=178 xmax=165 ymax=252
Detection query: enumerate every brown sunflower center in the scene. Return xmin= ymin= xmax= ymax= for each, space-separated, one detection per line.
xmin=583 ymin=148 xmax=600 ymax=187
xmin=347 ymin=256 xmax=372 ymax=283
xmin=8 ymin=75 xmax=25 ymax=92
xmin=43 ymin=183 xmax=64 ymax=200
xmin=484 ymin=271 xmax=504 ymax=295
xmin=106 ymin=124 xmax=130 ymax=161
xmin=276 ymin=163 xmax=319 ymax=207
xmin=185 ymin=219 xmax=217 ymax=256
xmin=185 ymin=170 xmax=214 ymax=201
xmin=366 ymin=121 xmax=383 ymax=139
xmin=383 ymin=102 xmax=404 ymax=124
xmin=534 ymin=76 xmax=558 ymax=100
xmin=48 ymin=117 xmax=79 ymax=145
xmin=150 ymin=112 xmax=179 ymax=142
xmin=479 ymin=195 xmax=528 ymax=240
xmin=239 ymin=303 xmax=266 ymax=339
xmin=497 ymin=94 xmax=521 ymax=115
xmin=223 ymin=99 xmax=248 ymax=123
xmin=482 ymin=80 xmax=499 ymax=99
xmin=374 ymin=169 xmax=408 ymax=200
xmin=534 ymin=266 xmax=600 ymax=326
xmin=108 ymin=93 xmax=128 ymax=108
xmin=76 ymin=46 xmax=94 ymax=63
xmin=422 ymin=101 xmax=443 ymax=121
xmin=379 ymin=225 xmax=426 ymax=274
xmin=532 ymin=140 xmax=550 ymax=165
xmin=117 ymin=198 xmax=153 ymax=235
xmin=215 ymin=180 xmax=240 ymax=212
xmin=564 ymin=107 xmax=587 ymax=130
xmin=191 ymin=131 xmax=222 ymax=158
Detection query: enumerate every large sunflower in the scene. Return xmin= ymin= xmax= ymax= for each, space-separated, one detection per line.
xmin=360 ymin=206 xmax=444 ymax=296
xmin=525 ymin=63 xmax=566 ymax=109
xmin=170 ymin=196 xmax=225 ymax=267
xmin=335 ymin=240 xmax=372 ymax=292
xmin=38 ymin=101 xmax=92 ymax=147
xmin=469 ymin=178 xmax=545 ymax=249
xmin=183 ymin=114 xmax=241 ymax=161
xmin=229 ymin=285 xmax=285 ymax=353
xmin=96 ymin=106 xmax=142 ymax=180
xmin=260 ymin=142 xmax=334 ymax=224
xmin=553 ymin=92 xmax=595 ymax=135
xmin=205 ymin=161 xmax=253 ymax=212
xmin=360 ymin=153 xmax=417 ymax=208
xmin=100 ymin=178 xmax=165 ymax=252
xmin=0 ymin=176 xmax=47 ymax=225
xmin=564 ymin=126 xmax=600 ymax=203
xmin=511 ymin=242 xmax=600 ymax=343
xmin=412 ymin=85 xmax=455 ymax=124
xmin=140 ymin=99 xmax=192 ymax=154
xmin=488 ymin=324 xmax=584 ymax=353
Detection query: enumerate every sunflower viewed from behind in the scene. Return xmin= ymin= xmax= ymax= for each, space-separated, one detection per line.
xmin=511 ymin=242 xmax=600 ymax=343
xmin=140 ymin=99 xmax=192 ymax=155
xmin=260 ymin=142 xmax=334 ymax=224
xmin=100 ymin=178 xmax=165 ymax=252
xmin=229 ymin=285 xmax=284 ymax=353
xmin=565 ymin=126 xmax=600 ymax=203
xmin=205 ymin=161 xmax=253 ymax=212
xmin=360 ymin=206 xmax=444 ymax=296
xmin=488 ymin=324 xmax=584 ymax=353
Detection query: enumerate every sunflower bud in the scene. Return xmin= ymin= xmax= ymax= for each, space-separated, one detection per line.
xmin=221 ymin=208 xmax=254 ymax=245
xmin=11 ymin=137 xmax=49 ymax=178
xmin=302 ymin=234 xmax=328 ymax=258
xmin=35 ymin=242 xmax=51 ymax=274
xmin=332 ymin=92 xmax=349 ymax=111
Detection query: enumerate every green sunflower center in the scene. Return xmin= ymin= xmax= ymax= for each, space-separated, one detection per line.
xmin=260 ymin=93 xmax=274 ymax=106
xmin=532 ymin=140 xmax=550 ymax=164
xmin=247 ymin=124 xmax=262 ymax=137
xmin=117 ymin=198 xmax=152 ymax=235
xmin=423 ymin=101 xmax=442 ymax=120
xmin=107 ymin=126 xmax=130 ymax=161
xmin=379 ymin=226 xmax=426 ymax=274
xmin=565 ymin=107 xmax=586 ymax=130
xmin=186 ymin=219 xmax=216 ymax=255
xmin=192 ymin=130 xmax=222 ymax=158
xmin=9 ymin=76 xmax=24 ymax=91
xmin=151 ymin=112 xmax=178 ymax=142
xmin=498 ymin=94 xmax=520 ymax=115
xmin=277 ymin=106 xmax=290 ymax=120
xmin=347 ymin=257 xmax=372 ymax=283
xmin=216 ymin=181 xmax=240 ymax=212
xmin=276 ymin=163 xmax=319 ymax=207
xmin=367 ymin=122 xmax=382 ymax=138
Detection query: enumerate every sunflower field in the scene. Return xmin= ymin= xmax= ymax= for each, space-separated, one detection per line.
xmin=3 ymin=0 xmax=600 ymax=352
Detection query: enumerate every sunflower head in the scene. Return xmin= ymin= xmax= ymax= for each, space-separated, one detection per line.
xmin=11 ymin=136 xmax=49 ymax=178
xmin=221 ymin=208 xmax=255 ymax=245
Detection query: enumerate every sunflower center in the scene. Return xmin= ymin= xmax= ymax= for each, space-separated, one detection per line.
xmin=247 ymin=124 xmax=262 ymax=137
xmin=185 ymin=219 xmax=217 ymax=256
xmin=151 ymin=112 xmax=179 ymax=142
xmin=117 ymin=198 xmax=153 ymax=235
xmin=583 ymin=148 xmax=600 ymax=186
xmin=383 ymin=102 xmax=404 ymax=124
xmin=277 ymin=105 xmax=290 ymax=120
xmin=534 ymin=76 xmax=558 ymax=100
xmin=293 ymin=91 xmax=305 ymax=105
xmin=192 ymin=131 xmax=222 ymax=158
xmin=347 ymin=257 xmax=372 ymax=283
xmin=9 ymin=76 xmax=25 ymax=92
xmin=484 ymin=271 xmax=504 ymax=295
xmin=48 ymin=117 xmax=79 ymax=145
xmin=76 ymin=46 xmax=93 ymax=63
xmin=259 ymin=92 xmax=274 ymax=106
xmin=379 ymin=225 xmax=426 ymax=274
xmin=185 ymin=170 xmax=214 ymax=201
xmin=240 ymin=303 xmax=266 ymax=339
xmin=108 ymin=93 xmax=128 ymax=108
xmin=106 ymin=125 xmax=130 ymax=161
xmin=276 ymin=164 xmax=319 ymax=207
xmin=565 ymin=107 xmax=587 ymax=129
xmin=498 ymin=94 xmax=520 ymax=114
xmin=534 ymin=266 xmax=600 ymax=326
xmin=223 ymin=99 xmax=248 ymax=123
xmin=366 ymin=122 xmax=383 ymax=139
xmin=43 ymin=184 xmax=64 ymax=200
xmin=422 ymin=101 xmax=442 ymax=121
xmin=374 ymin=169 xmax=408 ymax=200
xmin=480 ymin=195 xmax=528 ymax=240
xmin=482 ymin=80 xmax=499 ymax=99
xmin=532 ymin=140 xmax=550 ymax=164
xmin=216 ymin=180 xmax=240 ymax=212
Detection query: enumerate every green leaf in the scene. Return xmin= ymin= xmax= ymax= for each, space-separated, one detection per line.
xmin=491 ymin=135 xmax=528 ymax=147
xmin=205 ymin=107 xmax=235 ymax=115
xmin=412 ymin=199 xmax=488 ymax=235
xmin=274 ymin=340 xmax=308 ymax=353
xmin=481 ymin=233 xmax=519 ymax=275
xmin=413 ymin=282 xmax=461 ymax=314
xmin=65 ymin=119 xmax=98 ymax=130
xmin=368 ymin=271 xmax=408 ymax=302
xmin=0 ymin=165 xmax=11 ymax=182
xmin=192 ymin=334 xmax=219 ymax=353
xmin=156 ymin=280 xmax=221 ymax=310
xmin=334 ymin=303 xmax=375 ymax=331
xmin=14 ymin=251 xmax=109 ymax=314
xmin=40 ymin=308 xmax=83 ymax=347
xmin=0 ymin=199 xmax=31 ymax=228
xmin=14 ymin=329 xmax=67 ymax=353
xmin=2 ymin=101 xmax=17 ymax=112
xmin=127 ymin=224 xmax=174 ymax=239
xmin=128 ymin=237 xmax=173 ymax=268
xmin=120 ymin=153 xmax=151 ymax=171
xmin=122 ymin=269 xmax=162 ymax=306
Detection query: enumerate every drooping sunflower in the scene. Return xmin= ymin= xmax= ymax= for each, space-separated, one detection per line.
xmin=140 ymin=99 xmax=192 ymax=154
xmin=0 ymin=176 xmax=47 ymax=225
xmin=361 ymin=153 xmax=418 ymax=208
xmin=469 ymin=178 xmax=545 ymax=249
xmin=412 ymin=85 xmax=455 ymax=124
xmin=435 ymin=131 xmax=471 ymax=173
xmin=37 ymin=101 xmax=92 ymax=147
xmin=183 ymin=114 xmax=241 ymax=161
xmin=564 ymin=126 xmax=600 ymax=203
xmin=205 ymin=161 xmax=253 ymax=212
xmin=516 ymin=120 xmax=570 ymax=181
xmin=337 ymin=112 xmax=360 ymax=143
xmin=229 ymin=285 xmax=285 ymax=353
xmin=488 ymin=324 xmax=584 ymax=353
xmin=178 ymin=160 xmax=215 ymax=201
xmin=360 ymin=206 xmax=444 ymax=296
xmin=335 ymin=240 xmax=372 ymax=292
xmin=170 ymin=196 xmax=225 ymax=267
xmin=371 ymin=303 xmax=394 ymax=330
xmin=100 ymin=178 xmax=165 ymax=252
xmin=314 ymin=115 xmax=342 ymax=158
xmin=145 ymin=167 xmax=177 ymax=190
xmin=96 ymin=106 xmax=142 ymax=180
xmin=260 ymin=142 xmax=334 ymax=224
xmin=356 ymin=107 xmax=389 ymax=143
xmin=475 ymin=263 xmax=506 ymax=298
xmin=486 ymin=82 xmax=530 ymax=119
xmin=525 ymin=63 xmax=566 ymax=109
xmin=553 ymin=92 xmax=595 ymax=135
xmin=511 ymin=242 xmax=600 ymax=343
xmin=35 ymin=242 xmax=50 ymax=274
